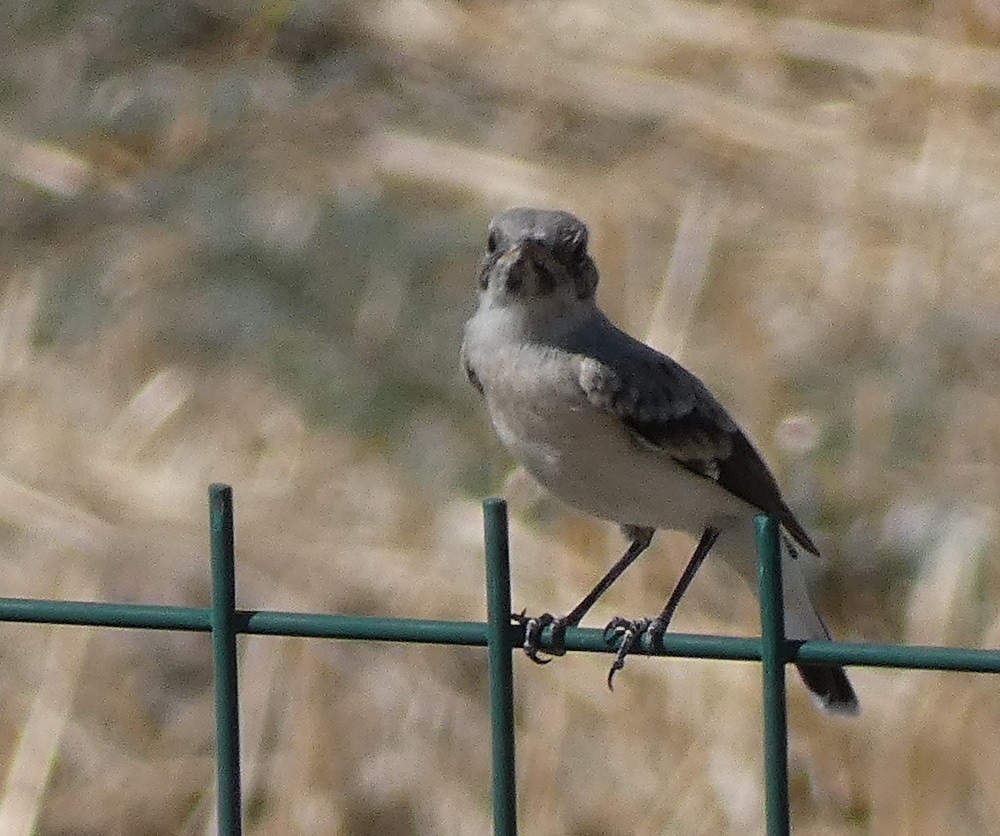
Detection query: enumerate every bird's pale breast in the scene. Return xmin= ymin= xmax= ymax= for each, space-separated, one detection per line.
xmin=481 ymin=343 xmax=749 ymax=537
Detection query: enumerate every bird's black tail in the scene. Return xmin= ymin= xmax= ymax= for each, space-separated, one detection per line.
xmin=795 ymin=663 xmax=860 ymax=715
xmin=777 ymin=538 xmax=860 ymax=715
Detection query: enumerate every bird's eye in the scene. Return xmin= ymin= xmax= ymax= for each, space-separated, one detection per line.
xmin=487 ymin=231 xmax=498 ymax=254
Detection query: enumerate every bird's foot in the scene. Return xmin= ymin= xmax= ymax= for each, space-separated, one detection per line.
xmin=603 ymin=616 xmax=668 ymax=689
xmin=512 ymin=610 xmax=568 ymax=664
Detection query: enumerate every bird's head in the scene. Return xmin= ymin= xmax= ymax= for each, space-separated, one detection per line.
xmin=476 ymin=208 xmax=599 ymax=313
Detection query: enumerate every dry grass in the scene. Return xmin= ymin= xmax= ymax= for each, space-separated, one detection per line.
xmin=1 ymin=0 xmax=999 ymax=833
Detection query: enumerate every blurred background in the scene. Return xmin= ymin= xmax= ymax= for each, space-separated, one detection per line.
xmin=1 ymin=0 xmax=998 ymax=833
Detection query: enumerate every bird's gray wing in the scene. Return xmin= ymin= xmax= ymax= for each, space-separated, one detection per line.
xmin=576 ymin=339 xmax=819 ymax=555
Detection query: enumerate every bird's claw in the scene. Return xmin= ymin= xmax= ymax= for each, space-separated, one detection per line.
xmin=512 ymin=610 xmax=567 ymax=663
xmin=603 ymin=616 xmax=668 ymax=689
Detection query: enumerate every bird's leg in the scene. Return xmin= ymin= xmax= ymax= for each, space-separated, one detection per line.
xmin=605 ymin=526 xmax=720 ymax=688
xmin=514 ymin=527 xmax=654 ymax=664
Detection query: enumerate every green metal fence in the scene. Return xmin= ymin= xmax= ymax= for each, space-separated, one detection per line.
xmin=2 ymin=484 xmax=1000 ymax=835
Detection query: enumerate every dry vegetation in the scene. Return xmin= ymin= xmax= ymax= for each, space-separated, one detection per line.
xmin=1 ymin=0 xmax=999 ymax=833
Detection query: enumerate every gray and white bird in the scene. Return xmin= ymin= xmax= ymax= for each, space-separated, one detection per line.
xmin=461 ymin=206 xmax=858 ymax=715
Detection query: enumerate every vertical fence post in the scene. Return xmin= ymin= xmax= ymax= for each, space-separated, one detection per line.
xmin=755 ymin=514 xmax=790 ymax=836
xmin=210 ymin=484 xmax=243 ymax=836
xmin=483 ymin=499 xmax=518 ymax=836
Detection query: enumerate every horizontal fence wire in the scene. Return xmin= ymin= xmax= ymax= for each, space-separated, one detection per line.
xmin=1 ymin=489 xmax=1000 ymax=835
xmin=2 ymin=597 xmax=999 ymax=671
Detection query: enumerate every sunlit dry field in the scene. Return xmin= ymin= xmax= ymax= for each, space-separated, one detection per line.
xmin=1 ymin=1 xmax=999 ymax=833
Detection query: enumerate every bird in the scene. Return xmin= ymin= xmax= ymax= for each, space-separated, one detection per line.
xmin=461 ymin=206 xmax=859 ymax=715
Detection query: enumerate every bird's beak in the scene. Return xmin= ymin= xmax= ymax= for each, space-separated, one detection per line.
xmin=496 ymin=244 xmax=530 ymax=293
